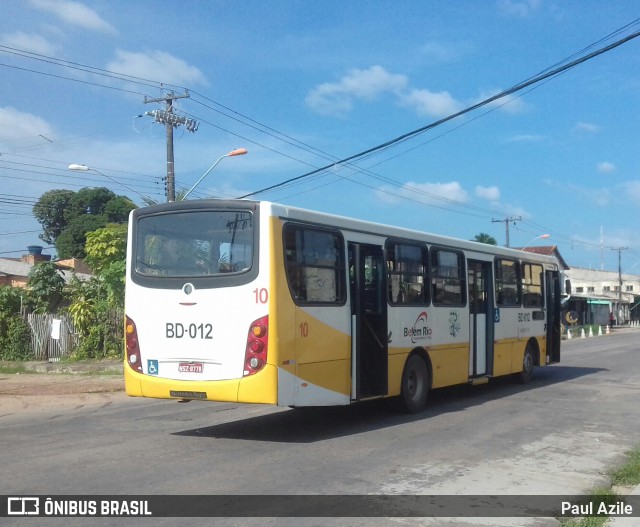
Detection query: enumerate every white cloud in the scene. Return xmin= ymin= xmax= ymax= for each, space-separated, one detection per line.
xmin=574 ymin=121 xmax=600 ymax=134
xmin=106 ymin=50 xmax=209 ymax=87
xmin=597 ymin=161 xmax=616 ymax=174
xmin=0 ymin=107 xmax=56 ymax=142
xmin=1 ymin=31 xmax=57 ymax=55
xmin=418 ymin=41 xmax=465 ymax=62
xmin=376 ymin=180 xmax=470 ymax=206
xmin=476 ymin=185 xmax=501 ymax=201
xmin=506 ymin=134 xmax=544 ymax=143
xmin=399 ymin=88 xmax=463 ymax=118
xmin=305 ymin=66 xmax=408 ymax=116
xmin=29 ymin=0 xmax=117 ymax=34
xmin=497 ymin=0 xmax=542 ymax=17
xmin=619 ymin=181 xmax=640 ymax=206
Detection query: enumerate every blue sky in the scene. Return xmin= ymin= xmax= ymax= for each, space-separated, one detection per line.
xmin=1 ymin=0 xmax=639 ymax=272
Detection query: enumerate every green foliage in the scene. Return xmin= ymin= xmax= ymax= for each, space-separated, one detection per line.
xmin=27 ymin=262 xmax=65 ymax=314
xmin=33 ymin=186 xmax=136 ymax=259
xmin=104 ymin=196 xmax=136 ymax=223
xmin=473 ymin=233 xmax=498 ymax=245
xmin=0 ymin=314 xmax=33 ymax=361
xmin=55 ymin=214 xmax=108 ymax=259
xmin=32 ymin=189 xmax=75 ymax=245
xmin=85 ymin=224 xmax=128 ymax=274
xmin=66 ymin=274 xmax=123 ymax=359
xmin=0 ymin=286 xmax=26 ymax=314
xmin=0 ymin=287 xmax=33 ymax=361
xmin=611 ymin=445 xmax=640 ymax=486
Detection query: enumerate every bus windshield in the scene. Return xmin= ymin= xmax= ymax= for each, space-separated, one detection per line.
xmin=133 ymin=209 xmax=254 ymax=278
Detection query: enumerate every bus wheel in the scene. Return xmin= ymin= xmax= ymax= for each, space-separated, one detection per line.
xmin=400 ymin=354 xmax=429 ymax=413
xmin=519 ymin=344 xmax=535 ymax=384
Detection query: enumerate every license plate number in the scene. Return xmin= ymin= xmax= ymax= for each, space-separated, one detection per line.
xmin=179 ymin=362 xmax=203 ymax=373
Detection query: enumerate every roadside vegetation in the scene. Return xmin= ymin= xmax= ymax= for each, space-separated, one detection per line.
xmin=0 ymin=187 xmax=133 ymax=362
xmin=559 ymin=444 xmax=640 ymax=526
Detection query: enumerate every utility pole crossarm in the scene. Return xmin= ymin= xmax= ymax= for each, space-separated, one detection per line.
xmin=143 ymin=91 xmax=197 ymax=202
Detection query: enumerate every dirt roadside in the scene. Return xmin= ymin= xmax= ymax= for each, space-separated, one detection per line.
xmin=0 ymin=372 xmax=126 ymax=415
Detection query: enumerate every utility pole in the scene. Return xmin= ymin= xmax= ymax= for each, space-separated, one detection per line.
xmin=143 ymin=91 xmax=198 ymax=201
xmin=612 ymin=246 xmax=628 ymax=324
xmin=492 ymin=216 xmax=521 ymax=247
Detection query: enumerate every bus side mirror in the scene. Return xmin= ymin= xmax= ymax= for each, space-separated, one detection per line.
xmin=565 ymin=279 xmax=572 ymax=295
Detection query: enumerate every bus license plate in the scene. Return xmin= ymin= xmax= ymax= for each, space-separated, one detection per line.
xmin=179 ymin=362 xmax=203 ymax=373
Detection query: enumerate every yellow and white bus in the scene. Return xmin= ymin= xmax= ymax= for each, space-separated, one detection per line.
xmin=124 ymin=200 xmax=561 ymax=412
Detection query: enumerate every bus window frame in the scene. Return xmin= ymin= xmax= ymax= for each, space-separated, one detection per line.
xmin=521 ymin=261 xmax=545 ymax=308
xmin=283 ymin=222 xmax=347 ymax=307
xmin=430 ymin=246 xmax=467 ymax=307
xmin=385 ymin=239 xmax=429 ymax=306
xmin=495 ymin=257 xmax=522 ymax=307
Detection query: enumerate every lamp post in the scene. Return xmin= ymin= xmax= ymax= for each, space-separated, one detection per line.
xmin=181 ymin=148 xmax=247 ymax=200
xmin=520 ymin=234 xmax=550 ymax=252
xmin=68 ymin=164 xmax=150 ymax=202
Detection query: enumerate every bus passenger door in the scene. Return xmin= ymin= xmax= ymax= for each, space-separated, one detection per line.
xmin=546 ymin=270 xmax=561 ymax=364
xmin=468 ymin=260 xmax=494 ymax=377
xmin=349 ymin=243 xmax=388 ymax=400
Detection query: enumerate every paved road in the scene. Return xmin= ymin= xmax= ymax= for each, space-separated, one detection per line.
xmin=1 ymin=331 xmax=639 ymax=526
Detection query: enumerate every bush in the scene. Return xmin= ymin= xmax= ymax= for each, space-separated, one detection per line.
xmin=0 ymin=315 xmax=33 ymax=361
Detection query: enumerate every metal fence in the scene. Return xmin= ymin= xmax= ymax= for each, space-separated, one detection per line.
xmin=26 ymin=314 xmax=78 ymax=361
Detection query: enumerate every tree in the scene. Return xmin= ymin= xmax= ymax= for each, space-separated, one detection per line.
xmin=27 ymin=261 xmax=66 ymax=313
xmin=55 ymin=214 xmax=108 ymax=259
xmin=66 ymin=223 xmax=128 ymax=359
xmin=473 ymin=233 xmax=497 ymax=245
xmin=32 ymin=189 xmax=75 ymax=245
xmin=85 ymin=224 xmax=128 ymax=274
xmin=33 ymin=187 xmax=136 ymax=259
xmin=85 ymin=224 xmax=127 ymax=304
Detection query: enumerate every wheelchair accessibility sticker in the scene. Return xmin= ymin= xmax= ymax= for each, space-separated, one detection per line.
xmin=147 ymin=360 xmax=159 ymax=375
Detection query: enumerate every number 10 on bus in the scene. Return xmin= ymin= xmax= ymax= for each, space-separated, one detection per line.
xmin=253 ymin=288 xmax=268 ymax=304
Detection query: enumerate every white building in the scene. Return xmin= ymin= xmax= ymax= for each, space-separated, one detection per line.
xmin=564 ymin=267 xmax=639 ymax=325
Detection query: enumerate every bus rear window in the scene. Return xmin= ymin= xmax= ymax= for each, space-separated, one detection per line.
xmin=134 ymin=210 xmax=254 ymax=278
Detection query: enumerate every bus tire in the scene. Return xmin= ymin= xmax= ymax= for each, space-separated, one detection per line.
xmin=400 ymin=354 xmax=429 ymax=413
xmin=519 ymin=344 xmax=535 ymax=384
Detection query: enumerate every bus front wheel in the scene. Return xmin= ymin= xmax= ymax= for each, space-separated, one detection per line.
xmin=400 ymin=354 xmax=429 ymax=413
xmin=519 ymin=344 xmax=535 ymax=384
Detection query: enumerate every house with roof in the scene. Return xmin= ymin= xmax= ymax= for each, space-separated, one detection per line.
xmin=0 ymin=245 xmax=92 ymax=288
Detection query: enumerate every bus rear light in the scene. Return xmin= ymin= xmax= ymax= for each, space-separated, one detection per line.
xmin=251 ymin=323 xmax=267 ymax=338
xmin=244 ymin=315 xmax=268 ymax=376
xmin=125 ymin=315 xmax=143 ymax=373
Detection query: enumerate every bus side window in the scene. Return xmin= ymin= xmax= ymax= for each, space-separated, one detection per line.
xmin=495 ymin=258 xmax=521 ymax=306
xmin=522 ymin=262 xmax=544 ymax=307
xmin=283 ymin=225 xmax=345 ymax=304
xmin=431 ymin=248 xmax=466 ymax=306
xmin=386 ymin=241 xmax=428 ymax=305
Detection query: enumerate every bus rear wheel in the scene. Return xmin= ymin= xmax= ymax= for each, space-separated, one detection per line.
xmin=400 ymin=354 xmax=429 ymax=413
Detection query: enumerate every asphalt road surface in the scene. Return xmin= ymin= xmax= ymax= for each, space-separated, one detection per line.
xmin=1 ymin=330 xmax=639 ymax=526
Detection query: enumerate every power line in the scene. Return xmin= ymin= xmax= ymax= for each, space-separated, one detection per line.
xmin=237 ymin=27 xmax=640 ymax=200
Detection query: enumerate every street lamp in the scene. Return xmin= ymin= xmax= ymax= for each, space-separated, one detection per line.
xmin=181 ymin=148 xmax=248 ymax=200
xmin=520 ymin=234 xmax=551 ymax=252
xmin=68 ymin=164 xmax=150 ymax=202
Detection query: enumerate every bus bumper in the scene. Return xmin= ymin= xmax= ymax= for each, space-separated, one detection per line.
xmin=124 ymin=364 xmax=278 ymax=404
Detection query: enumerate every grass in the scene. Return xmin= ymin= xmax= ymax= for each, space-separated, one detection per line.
xmin=559 ymin=445 xmax=640 ymax=526
xmin=0 ymin=360 xmax=122 ymax=376
xmin=0 ymin=363 xmax=36 ymax=375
